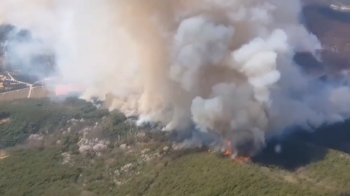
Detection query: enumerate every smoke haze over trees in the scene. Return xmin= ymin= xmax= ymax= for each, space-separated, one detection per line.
xmin=2 ymin=0 xmax=350 ymax=195
xmin=2 ymin=0 xmax=350 ymax=157
xmin=0 ymin=98 xmax=350 ymax=195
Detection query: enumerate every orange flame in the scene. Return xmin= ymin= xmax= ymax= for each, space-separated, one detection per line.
xmin=224 ymin=141 xmax=232 ymax=155
xmin=206 ymin=141 xmax=251 ymax=163
xmin=223 ymin=141 xmax=251 ymax=163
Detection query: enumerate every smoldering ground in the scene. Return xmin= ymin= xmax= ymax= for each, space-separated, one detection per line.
xmin=1 ymin=0 xmax=350 ymax=157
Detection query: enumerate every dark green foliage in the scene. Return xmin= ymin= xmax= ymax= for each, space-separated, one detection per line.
xmin=0 ymin=111 xmax=10 ymax=119
xmin=0 ymin=149 xmax=81 ymax=196
xmin=146 ymin=151 xmax=350 ymax=196
xmin=62 ymin=133 xmax=80 ymax=153
xmin=1 ymin=98 xmax=350 ymax=196
xmin=0 ymin=98 xmax=108 ymax=148
xmin=101 ymin=111 xmax=136 ymax=142
xmin=3 ymin=147 xmax=350 ymax=196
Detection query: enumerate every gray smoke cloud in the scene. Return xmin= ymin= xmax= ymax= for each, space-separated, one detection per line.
xmin=0 ymin=0 xmax=349 ymax=156
xmin=1 ymin=27 xmax=54 ymax=79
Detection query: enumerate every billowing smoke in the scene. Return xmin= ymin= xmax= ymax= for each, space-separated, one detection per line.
xmin=1 ymin=0 xmax=349 ymax=156
xmin=1 ymin=25 xmax=54 ymax=79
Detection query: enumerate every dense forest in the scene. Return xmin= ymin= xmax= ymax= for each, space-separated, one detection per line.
xmin=0 ymin=98 xmax=350 ymax=196
xmin=0 ymin=98 xmax=110 ymax=148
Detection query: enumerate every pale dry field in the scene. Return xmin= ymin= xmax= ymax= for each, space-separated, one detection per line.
xmin=0 ymin=87 xmax=51 ymax=101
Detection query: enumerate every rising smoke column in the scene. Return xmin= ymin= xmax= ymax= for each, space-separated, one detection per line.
xmin=1 ymin=0 xmax=350 ymax=156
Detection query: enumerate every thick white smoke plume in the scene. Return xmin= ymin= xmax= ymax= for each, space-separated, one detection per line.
xmin=1 ymin=0 xmax=349 ymax=156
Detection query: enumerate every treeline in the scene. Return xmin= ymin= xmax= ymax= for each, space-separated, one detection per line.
xmin=1 ymin=98 xmax=350 ymax=196
xmin=0 ymin=97 xmax=109 ymax=148
xmin=0 ymin=149 xmax=81 ymax=196
xmin=146 ymin=151 xmax=350 ymax=196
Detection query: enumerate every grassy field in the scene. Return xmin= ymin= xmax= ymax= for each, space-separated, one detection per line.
xmin=0 ymin=86 xmax=51 ymax=101
xmin=29 ymin=87 xmax=51 ymax=99
xmin=0 ymin=88 xmax=30 ymax=101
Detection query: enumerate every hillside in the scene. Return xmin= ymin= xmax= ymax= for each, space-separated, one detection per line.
xmin=301 ymin=0 xmax=350 ymax=74
xmin=3 ymin=145 xmax=350 ymax=196
xmin=1 ymin=1 xmax=350 ymax=195
xmin=0 ymin=98 xmax=350 ymax=196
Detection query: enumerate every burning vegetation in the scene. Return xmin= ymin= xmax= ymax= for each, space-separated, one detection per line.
xmin=0 ymin=0 xmax=348 ymax=167
xmin=3 ymin=0 xmax=350 ymax=158
xmin=207 ymin=141 xmax=252 ymax=163
xmin=225 ymin=141 xmax=252 ymax=163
